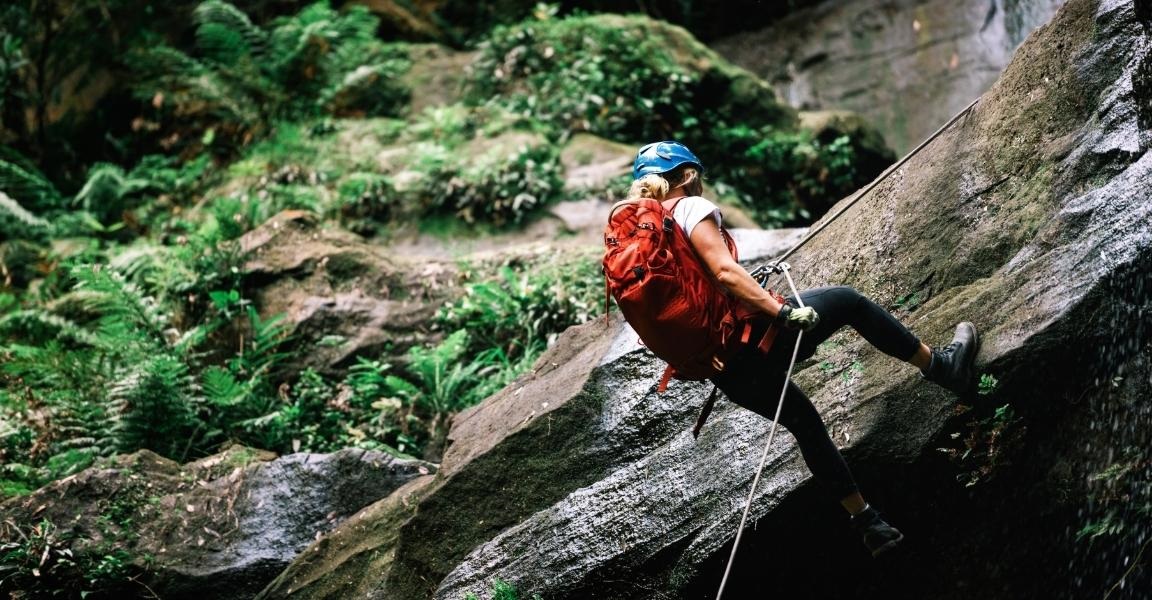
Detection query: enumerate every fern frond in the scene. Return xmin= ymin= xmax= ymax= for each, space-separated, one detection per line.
xmin=233 ymin=305 xmax=292 ymax=377
xmin=73 ymin=163 xmax=153 ymax=214
xmin=0 ymin=159 xmax=63 ymax=212
xmin=69 ymin=265 xmax=171 ymax=351
xmin=0 ymin=310 xmax=103 ymax=347
xmin=194 ymin=0 xmax=268 ymax=65
xmin=0 ymin=190 xmax=48 ymax=228
xmin=201 ymin=365 xmax=245 ymax=407
xmin=124 ymin=46 xmax=207 ymax=89
xmin=108 ymin=243 xmax=171 ymax=283
xmin=331 ymin=4 xmax=380 ymax=41
xmin=108 ymin=354 xmax=197 ymax=458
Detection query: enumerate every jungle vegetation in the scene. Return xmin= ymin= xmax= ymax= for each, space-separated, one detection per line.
xmin=0 ymin=1 xmax=871 ymax=503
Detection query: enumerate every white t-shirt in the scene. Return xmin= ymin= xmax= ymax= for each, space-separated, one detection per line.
xmin=669 ymin=195 xmax=722 ymax=238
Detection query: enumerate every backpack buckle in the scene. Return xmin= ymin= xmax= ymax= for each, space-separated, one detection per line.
xmin=663 ymin=216 xmax=675 ymax=234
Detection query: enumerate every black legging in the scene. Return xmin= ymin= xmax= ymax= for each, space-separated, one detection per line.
xmin=711 ymin=286 xmax=922 ymax=499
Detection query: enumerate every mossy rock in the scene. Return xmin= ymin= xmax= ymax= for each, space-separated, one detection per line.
xmin=466 ymin=13 xmax=797 ymax=140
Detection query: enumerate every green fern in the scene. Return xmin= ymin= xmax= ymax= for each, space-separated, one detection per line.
xmin=0 ymin=191 xmax=49 ymax=229
xmin=388 ymin=330 xmax=493 ymax=416
xmin=126 ymin=44 xmax=207 ymax=82
xmin=126 ymin=44 xmax=264 ymax=135
xmin=73 ymin=163 xmax=154 ymax=225
xmin=201 ymin=365 xmax=246 ymax=408
xmin=0 ymin=158 xmax=63 ymax=213
xmin=0 ymin=311 xmax=103 ymax=348
xmin=70 ymin=266 xmax=170 ymax=352
xmin=193 ymin=0 xmax=267 ymax=65
xmin=231 ymin=305 xmax=291 ymax=378
xmin=108 ymin=354 xmax=196 ymax=458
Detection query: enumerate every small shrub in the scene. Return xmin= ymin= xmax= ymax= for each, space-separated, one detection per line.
xmin=466 ymin=14 xmax=697 ymax=142
xmin=438 ymin=251 xmax=602 ymax=360
xmin=126 ymin=0 xmax=412 ymax=157
xmin=705 ymin=127 xmax=859 ymax=226
xmin=426 ymin=144 xmax=564 ymax=226
xmin=464 ymin=578 xmax=543 ymax=600
xmin=0 ymin=518 xmax=143 ymax=598
xmin=978 ymin=373 xmax=999 ymax=396
xmin=336 ymin=172 xmax=395 ymax=233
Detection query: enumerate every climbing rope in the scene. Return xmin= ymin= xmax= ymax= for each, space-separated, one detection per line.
xmin=714 ymin=262 xmax=805 ymax=600
xmin=773 ymin=96 xmax=981 ymax=267
xmin=714 ymin=97 xmax=981 ymax=600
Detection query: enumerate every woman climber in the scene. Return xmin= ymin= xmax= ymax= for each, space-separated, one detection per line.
xmin=613 ymin=140 xmax=980 ymax=557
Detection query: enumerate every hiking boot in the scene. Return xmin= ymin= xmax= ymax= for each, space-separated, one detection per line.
xmin=922 ymin=322 xmax=980 ymax=395
xmin=850 ymin=506 xmax=904 ymax=558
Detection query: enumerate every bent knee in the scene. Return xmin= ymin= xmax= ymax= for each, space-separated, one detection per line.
xmin=821 ymin=285 xmax=865 ymax=308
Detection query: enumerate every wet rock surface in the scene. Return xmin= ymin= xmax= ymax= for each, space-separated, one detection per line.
xmin=258 ymin=1 xmax=1151 ymax=598
xmin=0 ymin=446 xmax=434 ymax=600
xmin=714 ymin=0 xmax=1066 ymax=154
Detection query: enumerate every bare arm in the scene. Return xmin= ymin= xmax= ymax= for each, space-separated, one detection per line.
xmin=688 ymin=218 xmax=785 ymax=317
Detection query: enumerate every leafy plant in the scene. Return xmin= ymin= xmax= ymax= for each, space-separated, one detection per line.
xmin=0 ymin=519 xmax=133 ymax=597
xmin=943 ymin=402 xmax=1025 ymax=488
xmin=704 ymin=127 xmax=860 ymax=226
xmin=198 ymin=305 xmax=293 ymax=450
xmin=464 ymin=578 xmax=543 ymax=600
xmin=466 ymin=14 xmax=700 ymax=142
xmin=337 ymin=172 xmax=395 ymax=233
xmin=420 ymin=143 xmax=564 ymax=226
xmin=0 ymin=157 xmax=65 ymax=240
xmin=893 ymin=291 xmax=922 ymax=311
xmin=978 ymin=373 xmax=999 ymax=396
xmin=1077 ymin=450 xmax=1151 ymax=543
xmin=439 ymin=251 xmax=602 ymax=360
xmin=126 ymin=0 xmax=412 ymax=157
xmin=109 ymin=354 xmax=198 ymax=458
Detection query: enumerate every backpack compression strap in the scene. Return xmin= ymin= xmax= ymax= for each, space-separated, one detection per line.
xmin=692 ymin=386 xmax=720 ymax=440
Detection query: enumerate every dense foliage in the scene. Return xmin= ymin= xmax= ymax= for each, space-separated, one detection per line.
xmin=465 ymin=12 xmax=874 ymax=224
xmin=126 ymin=0 xmax=412 ymax=158
xmin=0 ymin=2 xmax=883 ymax=593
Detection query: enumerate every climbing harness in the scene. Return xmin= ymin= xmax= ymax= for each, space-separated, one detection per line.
xmin=712 ymin=97 xmax=981 ymax=600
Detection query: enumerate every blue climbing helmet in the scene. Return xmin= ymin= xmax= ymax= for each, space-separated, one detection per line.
xmin=632 ymin=141 xmax=704 ymax=180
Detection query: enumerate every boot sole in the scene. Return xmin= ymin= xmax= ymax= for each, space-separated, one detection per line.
xmin=959 ymin=322 xmax=981 ymax=395
xmin=871 ymin=532 xmax=905 ymax=558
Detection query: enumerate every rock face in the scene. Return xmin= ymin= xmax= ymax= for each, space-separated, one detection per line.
xmin=239 ymin=211 xmax=459 ymax=372
xmin=0 ymin=446 xmax=435 ymax=600
xmin=257 ymin=0 xmax=1152 ymax=598
xmin=714 ymin=0 xmax=1066 ymax=153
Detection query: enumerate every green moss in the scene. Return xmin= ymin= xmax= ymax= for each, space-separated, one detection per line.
xmin=466 ymin=13 xmax=794 ymax=142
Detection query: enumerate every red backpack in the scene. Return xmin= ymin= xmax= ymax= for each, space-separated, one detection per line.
xmin=603 ymin=197 xmax=783 ymax=433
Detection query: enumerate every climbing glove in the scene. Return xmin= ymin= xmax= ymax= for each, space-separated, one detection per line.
xmin=777 ymin=304 xmax=820 ymax=332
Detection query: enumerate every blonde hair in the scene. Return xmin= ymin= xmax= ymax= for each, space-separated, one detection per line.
xmin=626 ymin=167 xmax=703 ymax=200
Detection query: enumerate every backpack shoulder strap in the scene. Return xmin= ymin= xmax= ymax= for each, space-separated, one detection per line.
xmin=607 ymin=198 xmax=642 ymax=222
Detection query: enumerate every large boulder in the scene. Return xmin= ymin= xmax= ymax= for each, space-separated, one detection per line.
xmin=239 ymin=211 xmax=459 ymax=372
xmin=0 ymin=446 xmax=435 ymax=600
xmin=258 ymin=0 xmax=1152 ymax=598
xmin=714 ymin=0 xmax=1066 ymax=153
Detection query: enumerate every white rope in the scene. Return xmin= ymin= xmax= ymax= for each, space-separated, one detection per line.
xmin=715 ymin=265 xmax=806 ymax=600
xmin=712 ymin=96 xmax=982 ymax=599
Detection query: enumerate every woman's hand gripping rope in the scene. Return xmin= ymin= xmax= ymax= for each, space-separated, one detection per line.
xmin=749 ymin=262 xmax=818 ymax=328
